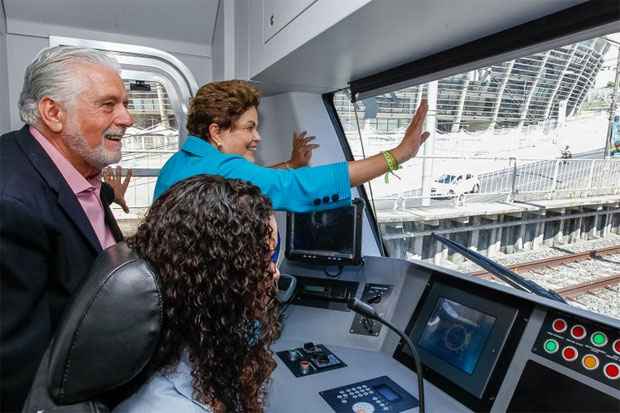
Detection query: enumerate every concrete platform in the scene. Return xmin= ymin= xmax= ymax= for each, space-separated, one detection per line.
xmin=377 ymin=194 xmax=620 ymax=224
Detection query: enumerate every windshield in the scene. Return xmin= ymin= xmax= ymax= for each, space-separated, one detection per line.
xmin=332 ymin=33 xmax=620 ymax=266
xmin=436 ymin=175 xmax=457 ymax=184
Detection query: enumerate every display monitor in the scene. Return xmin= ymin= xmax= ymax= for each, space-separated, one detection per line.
xmin=396 ymin=282 xmax=518 ymax=399
xmin=285 ymin=199 xmax=363 ymax=266
xmin=417 ymin=297 xmax=496 ymax=375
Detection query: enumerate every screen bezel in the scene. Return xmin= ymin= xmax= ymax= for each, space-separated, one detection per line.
xmin=399 ymin=282 xmax=518 ymax=399
xmin=285 ymin=199 xmax=364 ymax=266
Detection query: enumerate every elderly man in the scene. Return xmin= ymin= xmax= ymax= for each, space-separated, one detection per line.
xmin=0 ymin=46 xmax=134 ymax=411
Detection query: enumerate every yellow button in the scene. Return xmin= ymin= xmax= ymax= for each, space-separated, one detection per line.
xmin=582 ymin=354 xmax=599 ymax=370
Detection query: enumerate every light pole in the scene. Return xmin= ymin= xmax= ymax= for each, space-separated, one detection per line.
xmin=604 ymin=38 xmax=620 ymax=159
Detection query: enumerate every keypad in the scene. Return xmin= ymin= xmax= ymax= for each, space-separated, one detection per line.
xmin=320 ymin=377 xmax=419 ymax=412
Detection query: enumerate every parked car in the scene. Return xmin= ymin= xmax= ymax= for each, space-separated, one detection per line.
xmin=431 ymin=173 xmax=480 ymax=197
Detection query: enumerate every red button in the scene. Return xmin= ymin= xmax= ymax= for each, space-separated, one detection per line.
xmin=570 ymin=325 xmax=586 ymax=340
xmin=552 ymin=319 xmax=568 ymax=333
xmin=603 ymin=363 xmax=620 ymax=380
xmin=562 ymin=346 xmax=578 ymax=362
xmin=613 ymin=339 xmax=620 ymax=355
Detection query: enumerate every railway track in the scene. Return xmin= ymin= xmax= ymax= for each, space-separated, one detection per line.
xmin=557 ymin=273 xmax=620 ymax=299
xmin=470 ymin=245 xmax=620 ymax=299
xmin=471 ymin=245 xmax=620 ymax=277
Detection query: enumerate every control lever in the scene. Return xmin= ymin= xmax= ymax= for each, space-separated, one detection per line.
xmin=348 ymin=298 xmax=426 ymax=413
xmin=361 ymin=317 xmax=375 ymax=335
xmin=277 ymin=273 xmax=297 ymax=303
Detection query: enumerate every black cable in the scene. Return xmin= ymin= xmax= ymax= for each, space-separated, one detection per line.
xmin=383 ymin=319 xmax=426 ymax=413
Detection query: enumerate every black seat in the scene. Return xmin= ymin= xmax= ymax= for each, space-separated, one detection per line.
xmin=22 ymin=242 xmax=162 ymax=413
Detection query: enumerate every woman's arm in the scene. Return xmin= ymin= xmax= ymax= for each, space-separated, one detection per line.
xmin=348 ymin=99 xmax=429 ymax=187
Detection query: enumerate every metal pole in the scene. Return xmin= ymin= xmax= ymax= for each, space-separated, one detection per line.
xmin=509 ymin=157 xmax=518 ymax=202
xmin=604 ymin=44 xmax=620 ymax=159
xmin=421 ymin=81 xmax=438 ymax=206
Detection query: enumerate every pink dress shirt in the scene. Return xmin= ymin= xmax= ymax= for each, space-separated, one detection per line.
xmin=30 ymin=127 xmax=116 ymax=250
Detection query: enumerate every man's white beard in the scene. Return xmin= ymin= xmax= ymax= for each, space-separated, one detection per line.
xmin=64 ymin=120 xmax=122 ymax=171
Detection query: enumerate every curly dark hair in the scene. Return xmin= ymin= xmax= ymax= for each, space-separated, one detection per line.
xmin=187 ymin=80 xmax=261 ymax=140
xmin=127 ymin=175 xmax=279 ymax=413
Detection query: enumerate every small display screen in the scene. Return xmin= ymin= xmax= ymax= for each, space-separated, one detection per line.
xmin=303 ymin=285 xmax=327 ymax=294
xmin=291 ymin=207 xmax=354 ymax=257
xmin=374 ymin=384 xmax=401 ymax=402
xmin=418 ymin=297 xmax=496 ymax=375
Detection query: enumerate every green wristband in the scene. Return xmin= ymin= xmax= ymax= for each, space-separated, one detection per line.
xmin=383 ymin=151 xmax=401 ymax=183
xmin=383 ymin=150 xmax=399 ymax=172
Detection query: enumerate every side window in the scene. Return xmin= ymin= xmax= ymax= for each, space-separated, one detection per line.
xmin=119 ymin=79 xmax=180 ymax=215
xmin=333 ymin=33 xmax=618 ymax=261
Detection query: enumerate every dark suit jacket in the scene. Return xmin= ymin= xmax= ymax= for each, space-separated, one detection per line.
xmin=0 ymin=126 xmax=123 ymax=412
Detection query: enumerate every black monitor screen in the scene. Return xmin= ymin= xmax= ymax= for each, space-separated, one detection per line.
xmin=418 ymin=297 xmax=496 ymax=375
xmin=293 ymin=208 xmax=353 ymax=255
xmin=285 ymin=201 xmax=363 ymax=265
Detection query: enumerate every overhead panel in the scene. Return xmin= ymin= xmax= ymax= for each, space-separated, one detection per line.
xmin=263 ymin=0 xmax=319 ymax=43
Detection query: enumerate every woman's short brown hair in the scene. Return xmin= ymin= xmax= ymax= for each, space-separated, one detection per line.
xmin=187 ymin=80 xmax=261 ymax=139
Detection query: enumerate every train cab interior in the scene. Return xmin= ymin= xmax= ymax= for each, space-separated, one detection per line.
xmin=2 ymin=1 xmax=620 ymax=412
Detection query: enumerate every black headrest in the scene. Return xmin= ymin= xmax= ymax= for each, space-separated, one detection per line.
xmin=47 ymin=242 xmax=162 ymax=405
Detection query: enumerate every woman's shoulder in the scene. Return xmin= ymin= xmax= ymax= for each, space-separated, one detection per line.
xmin=112 ymin=360 xmax=213 ymax=413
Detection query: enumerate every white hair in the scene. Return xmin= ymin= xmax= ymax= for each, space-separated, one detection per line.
xmin=18 ymin=45 xmax=121 ymax=125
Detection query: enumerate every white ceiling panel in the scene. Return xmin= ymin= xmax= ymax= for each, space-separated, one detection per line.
xmin=252 ymin=0 xmax=598 ymax=94
xmin=4 ymin=0 xmax=219 ymax=46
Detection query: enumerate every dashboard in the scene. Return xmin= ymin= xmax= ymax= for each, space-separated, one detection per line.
xmin=269 ymin=256 xmax=620 ymax=412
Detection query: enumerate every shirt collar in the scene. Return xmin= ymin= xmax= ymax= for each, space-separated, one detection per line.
xmin=29 ymin=126 xmax=101 ymax=195
xmin=181 ymin=136 xmax=218 ymax=157
xmin=166 ymin=351 xmax=213 ymax=411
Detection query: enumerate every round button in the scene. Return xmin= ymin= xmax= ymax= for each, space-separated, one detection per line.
xmin=352 ymin=401 xmax=375 ymax=413
xmin=570 ymin=325 xmax=587 ymax=340
xmin=591 ymin=331 xmax=608 ymax=347
xmin=562 ymin=346 xmax=578 ymax=362
xmin=603 ymin=363 xmax=620 ymax=380
xmin=582 ymin=354 xmax=599 ymax=370
xmin=613 ymin=339 xmax=620 ymax=355
xmin=552 ymin=318 xmax=568 ymax=333
xmin=544 ymin=339 xmax=559 ymax=354
xmin=299 ymin=360 xmax=311 ymax=374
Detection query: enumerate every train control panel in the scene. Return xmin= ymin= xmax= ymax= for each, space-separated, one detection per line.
xmin=268 ymin=204 xmax=620 ymax=412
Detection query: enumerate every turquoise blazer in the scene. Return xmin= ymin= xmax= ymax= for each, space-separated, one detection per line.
xmin=154 ymin=136 xmax=351 ymax=212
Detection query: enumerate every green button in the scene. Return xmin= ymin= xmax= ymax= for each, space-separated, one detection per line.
xmin=544 ymin=339 xmax=559 ymax=353
xmin=591 ymin=332 xmax=607 ymax=347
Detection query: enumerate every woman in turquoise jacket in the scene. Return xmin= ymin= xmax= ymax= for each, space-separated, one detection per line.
xmin=154 ymin=80 xmax=429 ymax=212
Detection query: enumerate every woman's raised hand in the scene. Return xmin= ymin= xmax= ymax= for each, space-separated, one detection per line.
xmin=392 ymin=99 xmax=430 ymax=164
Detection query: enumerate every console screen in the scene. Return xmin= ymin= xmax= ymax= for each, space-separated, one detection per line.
xmin=374 ymin=384 xmax=401 ymax=402
xmin=291 ymin=207 xmax=354 ymax=256
xmin=418 ymin=297 xmax=496 ymax=375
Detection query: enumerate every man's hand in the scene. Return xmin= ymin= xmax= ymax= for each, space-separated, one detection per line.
xmin=288 ymin=131 xmax=320 ymax=168
xmin=102 ymin=166 xmax=132 ymax=213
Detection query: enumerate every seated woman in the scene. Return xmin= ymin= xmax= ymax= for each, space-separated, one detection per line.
xmin=114 ymin=175 xmax=280 ymax=413
xmin=154 ymin=80 xmax=429 ymax=212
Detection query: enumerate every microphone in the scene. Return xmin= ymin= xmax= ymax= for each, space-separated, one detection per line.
xmin=348 ymin=298 xmax=426 ymax=413
xmin=348 ymin=297 xmax=379 ymax=319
